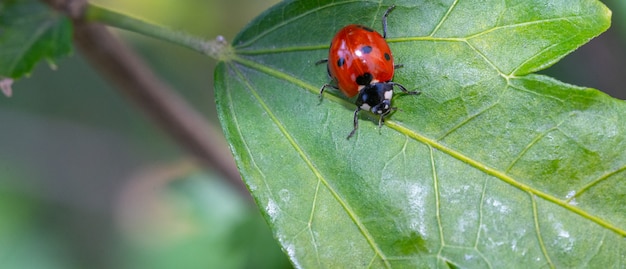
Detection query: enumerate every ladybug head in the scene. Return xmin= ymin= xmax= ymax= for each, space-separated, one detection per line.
xmin=355 ymin=82 xmax=394 ymax=116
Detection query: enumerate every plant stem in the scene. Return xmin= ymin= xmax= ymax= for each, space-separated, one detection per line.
xmin=84 ymin=3 xmax=228 ymax=60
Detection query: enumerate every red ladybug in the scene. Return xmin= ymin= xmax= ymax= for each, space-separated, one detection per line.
xmin=318 ymin=5 xmax=419 ymax=139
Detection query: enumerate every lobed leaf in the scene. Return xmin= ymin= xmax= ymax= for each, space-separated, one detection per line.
xmin=215 ymin=0 xmax=624 ymax=268
xmin=0 ymin=0 xmax=72 ymax=79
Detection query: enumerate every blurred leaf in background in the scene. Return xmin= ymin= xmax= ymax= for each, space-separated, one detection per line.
xmin=116 ymin=166 xmax=290 ymax=269
xmin=0 ymin=171 xmax=77 ymax=269
xmin=0 ymin=0 xmax=72 ymax=79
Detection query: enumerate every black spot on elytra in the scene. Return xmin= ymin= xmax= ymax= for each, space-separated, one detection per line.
xmin=361 ymin=45 xmax=372 ymax=54
xmin=384 ymin=53 xmax=391 ymax=61
xmin=356 ymin=73 xmax=373 ymax=85
xmin=356 ymin=25 xmax=375 ymax=32
xmin=337 ymin=58 xmax=345 ymax=67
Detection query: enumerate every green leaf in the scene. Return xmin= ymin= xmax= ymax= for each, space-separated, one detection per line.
xmin=120 ymin=171 xmax=290 ymax=269
xmin=0 ymin=174 xmax=78 ymax=269
xmin=215 ymin=0 xmax=624 ymax=267
xmin=0 ymin=0 xmax=72 ymax=79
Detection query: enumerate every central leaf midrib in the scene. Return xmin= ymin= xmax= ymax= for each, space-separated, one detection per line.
xmin=227 ymin=60 xmax=391 ymax=267
xmin=230 ymin=55 xmax=626 ymax=238
xmin=386 ymin=120 xmax=626 ymax=237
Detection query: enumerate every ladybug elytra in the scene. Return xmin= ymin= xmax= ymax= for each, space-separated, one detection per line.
xmin=317 ymin=5 xmax=419 ymax=139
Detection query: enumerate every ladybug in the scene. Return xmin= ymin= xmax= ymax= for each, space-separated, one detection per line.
xmin=317 ymin=5 xmax=419 ymax=139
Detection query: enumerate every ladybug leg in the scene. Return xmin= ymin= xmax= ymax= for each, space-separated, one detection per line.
xmin=315 ymin=59 xmax=328 ymax=65
xmin=319 ymin=84 xmax=339 ymax=103
xmin=377 ymin=107 xmax=397 ymax=131
xmin=315 ymin=59 xmax=332 ymax=77
xmin=317 ymin=58 xmax=337 ymax=102
xmin=347 ymin=107 xmax=361 ymax=139
xmin=394 ymin=64 xmax=404 ymax=69
xmin=382 ymin=5 xmax=396 ymax=39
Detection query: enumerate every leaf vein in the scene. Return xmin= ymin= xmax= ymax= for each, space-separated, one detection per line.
xmin=231 ymin=56 xmax=626 ymax=238
xmin=510 ymin=33 xmax=583 ymax=76
xmin=531 ymin=194 xmax=555 ymax=269
xmin=387 ymin=121 xmax=626 ymax=236
xmin=8 ymin=17 xmax=55 ymax=75
xmin=429 ymin=0 xmax=459 ymax=37
xmin=226 ymin=63 xmax=308 ymax=226
xmin=231 ymin=57 xmax=391 ymax=267
xmin=473 ymin=178 xmax=488 ymax=249
xmin=463 ymin=40 xmax=506 ymax=75
xmin=508 ymin=82 xmax=565 ymax=103
xmin=474 ymin=179 xmax=493 ymax=269
xmin=429 ymin=146 xmax=446 ymax=249
xmin=234 ymin=0 xmax=363 ymax=49
xmin=223 ymin=63 xmax=272 ymax=194
xmin=465 ymin=15 xmax=595 ymax=40
xmin=506 ymin=122 xmax=564 ymax=173
xmin=307 ymin=179 xmax=323 ymax=266
xmin=567 ymin=164 xmax=626 ymax=203
xmin=436 ymin=99 xmax=500 ymax=141
xmin=586 ymin=230 xmax=608 ymax=265
xmin=367 ymin=0 xmax=385 ymax=32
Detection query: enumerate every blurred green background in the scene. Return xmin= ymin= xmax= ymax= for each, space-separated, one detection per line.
xmin=0 ymin=0 xmax=624 ymax=268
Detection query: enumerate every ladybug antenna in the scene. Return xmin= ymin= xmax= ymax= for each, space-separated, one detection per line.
xmin=382 ymin=5 xmax=396 ymax=39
